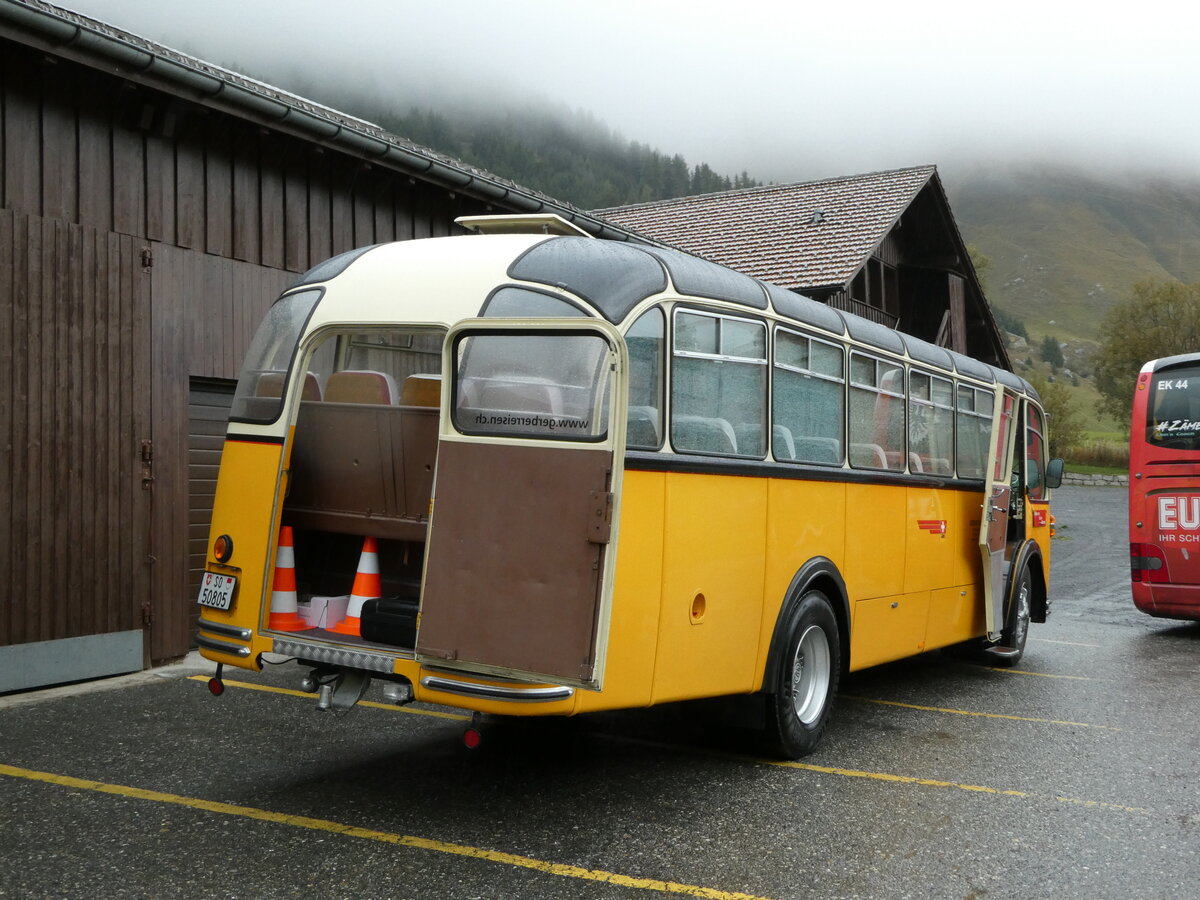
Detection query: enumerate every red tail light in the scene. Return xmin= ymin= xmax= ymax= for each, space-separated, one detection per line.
xmin=1130 ymin=543 xmax=1169 ymax=583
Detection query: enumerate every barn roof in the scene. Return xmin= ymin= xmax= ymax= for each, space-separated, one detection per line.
xmin=595 ymin=166 xmax=939 ymax=292
xmin=0 ymin=0 xmax=652 ymax=245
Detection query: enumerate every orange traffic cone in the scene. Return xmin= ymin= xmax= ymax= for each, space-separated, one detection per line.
xmin=330 ymin=536 xmax=381 ymax=636
xmin=268 ymin=526 xmax=310 ymax=631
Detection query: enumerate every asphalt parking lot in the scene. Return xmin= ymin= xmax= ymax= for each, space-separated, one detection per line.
xmin=3 ymin=485 xmax=1199 ymax=899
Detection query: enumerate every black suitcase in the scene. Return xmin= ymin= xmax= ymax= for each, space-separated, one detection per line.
xmin=359 ymin=596 xmax=419 ymax=647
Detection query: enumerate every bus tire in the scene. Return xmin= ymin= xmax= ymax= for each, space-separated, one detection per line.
xmin=764 ymin=590 xmax=840 ymax=759
xmin=995 ymin=565 xmax=1033 ymax=667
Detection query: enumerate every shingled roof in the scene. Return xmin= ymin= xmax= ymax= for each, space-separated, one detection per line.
xmin=595 ymin=166 xmax=939 ymax=292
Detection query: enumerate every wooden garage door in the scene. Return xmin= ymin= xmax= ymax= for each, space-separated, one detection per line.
xmin=187 ymin=378 xmax=236 ymax=644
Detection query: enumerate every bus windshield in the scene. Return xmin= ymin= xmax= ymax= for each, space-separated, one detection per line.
xmin=1146 ymin=362 xmax=1200 ymax=450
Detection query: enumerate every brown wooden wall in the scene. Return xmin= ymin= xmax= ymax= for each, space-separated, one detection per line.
xmin=1 ymin=35 xmax=509 ymax=666
xmin=147 ymin=243 xmax=293 ymax=661
xmin=0 ymin=42 xmax=487 ymax=275
xmin=0 ymin=208 xmax=151 ymax=650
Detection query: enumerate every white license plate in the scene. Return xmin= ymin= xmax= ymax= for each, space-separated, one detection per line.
xmin=197 ymin=572 xmax=237 ymax=610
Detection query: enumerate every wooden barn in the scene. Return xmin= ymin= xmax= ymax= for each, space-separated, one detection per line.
xmin=0 ymin=0 xmax=642 ymax=691
xmin=596 ymin=167 xmax=1011 ymax=368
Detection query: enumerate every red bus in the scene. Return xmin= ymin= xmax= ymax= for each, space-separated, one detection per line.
xmin=1130 ymin=352 xmax=1200 ymax=619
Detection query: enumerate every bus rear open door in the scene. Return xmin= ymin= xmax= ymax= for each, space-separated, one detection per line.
xmin=416 ymin=319 xmax=627 ymax=690
xmin=980 ymin=389 xmax=1018 ymax=640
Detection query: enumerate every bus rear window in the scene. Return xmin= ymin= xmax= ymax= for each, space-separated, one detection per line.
xmin=229 ymin=289 xmax=322 ymax=423
xmin=1147 ymin=363 xmax=1200 ymax=450
xmin=453 ymin=332 xmax=612 ymax=441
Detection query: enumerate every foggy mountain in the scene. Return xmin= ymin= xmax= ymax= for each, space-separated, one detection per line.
xmin=213 ymin=55 xmax=1200 ymax=378
xmin=947 ymin=164 xmax=1200 ymax=347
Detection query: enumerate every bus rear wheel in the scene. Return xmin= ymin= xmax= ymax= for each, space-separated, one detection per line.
xmin=764 ymin=590 xmax=841 ymax=759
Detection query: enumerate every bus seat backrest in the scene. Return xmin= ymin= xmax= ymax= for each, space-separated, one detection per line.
xmin=325 ymin=370 xmax=398 ymax=405
xmin=735 ymin=424 xmax=765 ymax=456
xmin=850 ymin=442 xmax=887 ymax=468
xmin=400 ymin=373 xmax=441 ymax=407
xmin=795 ymin=435 xmax=840 ymax=464
xmin=477 ymin=377 xmax=562 ymax=415
xmin=773 ymin=424 xmax=796 ymax=460
xmin=908 ymin=452 xmax=924 ymax=473
xmin=674 ymin=415 xmax=737 ymax=454
xmin=257 ymin=371 xmax=322 ymax=401
xmin=627 ymin=405 xmax=661 ymax=448
xmin=925 ymin=457 xmax=952 ymax=475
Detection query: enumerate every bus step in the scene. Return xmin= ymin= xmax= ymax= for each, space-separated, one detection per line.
xmin=983 ymin=645 xmax=1021 ymax=661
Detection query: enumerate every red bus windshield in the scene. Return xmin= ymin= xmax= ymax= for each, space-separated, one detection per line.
xmin=1146 ymin=362 xmax=1200 ymax=451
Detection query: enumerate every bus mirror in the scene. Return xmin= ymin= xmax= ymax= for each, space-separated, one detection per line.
xmin=1045 ymin=457 xmax=1065 ymax=490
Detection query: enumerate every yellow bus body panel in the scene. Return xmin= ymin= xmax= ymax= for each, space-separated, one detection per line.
xmin=650 ymin=471 xmax=767 ymax=703
xmin=574 ymin=469 xmax=665 ymax=712
xmin=195 ymin=438 xmax=285 ymax=669
xmin=844 ymin=483 xmax=907 ymax=599
xmin=760 ymin=476 xmax=847 ymax=674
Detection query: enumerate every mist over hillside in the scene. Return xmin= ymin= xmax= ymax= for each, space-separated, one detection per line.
xmin=220 ymin=57 xmax=1200 ymax=408
xmin=947 ymin=164 xmax=1200 ymax=345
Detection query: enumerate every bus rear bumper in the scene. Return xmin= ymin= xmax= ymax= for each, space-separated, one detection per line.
xmin=1134 ymin=583 xmax=1200 ymax=620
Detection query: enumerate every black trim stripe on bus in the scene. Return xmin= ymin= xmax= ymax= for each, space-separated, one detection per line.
xmin=623 ymin=450 xmax=988 ymax=491
xmin=224 ymin=434 xmax=286 ymax=446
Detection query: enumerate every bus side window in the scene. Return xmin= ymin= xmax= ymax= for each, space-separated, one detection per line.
xmin=626 ymin=308 xmax=664 ymax=449
xmin=1026 ymin=403 xmax=1049 ymax=500
xmin=849 ymin=352 xmax=904 ymax=471
xmin=671 ymin=310 xmax=766 ymax=458
xmin=772 ymin=328 xmax=844 ymax=465
xmin=908 ymin=370 xmax=954 ymax=475
xmin=955 ymin=385 xmax=993 ymax=478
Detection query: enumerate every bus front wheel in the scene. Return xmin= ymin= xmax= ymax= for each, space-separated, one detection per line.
xmin=765 ymin=590 xmax=841 ymax=759
xmin=994 ymin=566 xmax=1033 ymax=667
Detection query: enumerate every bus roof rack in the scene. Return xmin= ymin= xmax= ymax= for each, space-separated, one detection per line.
xmin=455 ymin=214 xmax=593 ymax=238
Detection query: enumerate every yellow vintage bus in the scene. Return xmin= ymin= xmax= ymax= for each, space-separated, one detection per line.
xmin=195 ymin=214 xmax=1063 ymax=757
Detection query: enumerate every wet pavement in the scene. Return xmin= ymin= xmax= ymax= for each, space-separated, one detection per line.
xmin=3 ymin=485 xmax=1199 ymax=899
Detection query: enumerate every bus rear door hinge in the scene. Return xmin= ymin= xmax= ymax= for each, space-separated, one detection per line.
xmin=140 ymin=601 xmax=154 ymax=626
xmin=587 ymin=491 xmax=614 ymax=545
xmin=141 ymin=247 xmax=153 ymax=268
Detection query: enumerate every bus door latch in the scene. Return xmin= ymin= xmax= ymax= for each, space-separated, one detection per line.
xmin=587 ymin=491 xmax=614 ymax=545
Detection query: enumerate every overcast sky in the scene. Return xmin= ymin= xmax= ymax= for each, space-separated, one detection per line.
xmin=66 ymin=0 xmax=1199 ymax=183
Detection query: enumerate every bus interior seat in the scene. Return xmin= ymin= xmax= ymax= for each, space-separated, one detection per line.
xmin=399 ymin=373 xmax=441 ymax=407
xmin=909 ymin=452 xmax=924 ymax=473
xmin=674 ymin=415 xmax=737 ymax=454
xmin=734 ymin=423 xmax=765 ymax=457
xmin=795 ymin=435 xmax=841 ymax=464
xmin=475 ymin=377 xmax=563 ymax=415
xmin=257 ymin=371 xmax=322 ymax=401
xmin=924 ymin=456 xmax=952 ymax=475
xmin=850 ymin=442 xmax=887 ymax=468
xmin=325 ymin=370 xmax=398 ymax=405
xmin=773 ymin=424 xmax=796 ymax=460
xmin=627 ymin=405 xmax=661 ymax=448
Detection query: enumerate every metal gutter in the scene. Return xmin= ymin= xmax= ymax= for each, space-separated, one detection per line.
xmin=0 ymin=0 xmax=656 ymax=246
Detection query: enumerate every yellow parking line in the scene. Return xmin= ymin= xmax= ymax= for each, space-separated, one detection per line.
xmin=764 ymin=758 xmax=1148 ymax=814
xmin=193 ymin=676 xmax=1149 ymax=816
xmin=0 ymin=763 xmax=772 ymax=900
xmin=842 ymin=695 xmax=1121 ymax=731
xmin=982 ymin=667 xmax=1094 ymax=680
xmin=186 ymin=675 xmax=470 ymax=721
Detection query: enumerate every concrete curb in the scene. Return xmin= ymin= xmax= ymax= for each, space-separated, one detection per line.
xmin=0 ymin=650 xmax=212 ymax=710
